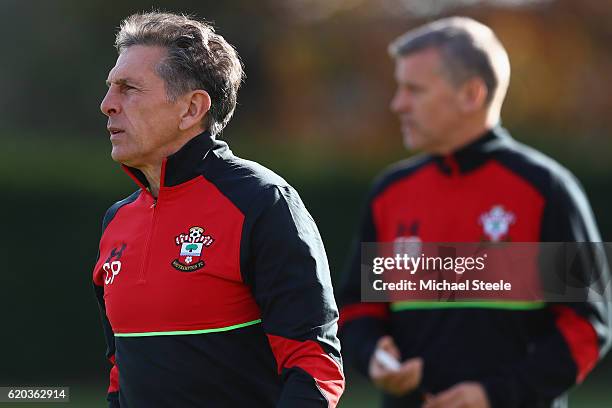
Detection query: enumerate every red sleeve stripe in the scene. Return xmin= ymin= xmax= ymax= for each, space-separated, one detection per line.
xmin=551 ymin=305 xmax=599 ymax=383
xmin=266 ymin=334 xmax=344 ymax=408
xmin=108 ymin=355 xmax=119 ymax=393
xmin=339 ymin=303 xmax=388 ymax=328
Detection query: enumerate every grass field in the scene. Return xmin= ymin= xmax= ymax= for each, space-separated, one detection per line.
xmin=8 ymin=375 xmax=610 ymax=408
xmin=340 ymin=373 xmax=612 ymax=407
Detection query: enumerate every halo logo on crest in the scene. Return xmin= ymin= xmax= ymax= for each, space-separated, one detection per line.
xmin=479 ymin=205 xmax=515 ymax=242
xmin=394 ymin=221 xmax=422 ymax=257
xmin=171 ymin=226 xmax=215 ymax=272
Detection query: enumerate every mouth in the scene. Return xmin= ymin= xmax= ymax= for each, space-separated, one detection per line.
xmin=107 ymin=127 xmax=125 ymax=137
xmin=400 ymin=119 xmax=416 ymax=131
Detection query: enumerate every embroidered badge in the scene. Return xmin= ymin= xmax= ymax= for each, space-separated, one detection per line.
xmin=104 ymin=243 xmax=126 ymax=285
xmin=479 ymin=205 xmax=515 ymax=242
xmin=171 ymin=226 xmax=214 ymax=272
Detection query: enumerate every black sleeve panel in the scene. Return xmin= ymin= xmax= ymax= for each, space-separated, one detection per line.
xmin=337 ymin=155 xmax=433 ymax=376
xmin=107 ymin=393 xmax=119 ymax=408
xmin=94 ymin=282 xmax=120 ymax=407
xmin=339 ymin=193 xmax=377 ymax=307
xmin=340 ymin=318 xmax=387 ymax=378
xmin=241 ymin=185 xmax=344 ymax=407
xmin=93 ymin=191 xmax=140 ymax=408
xmin=336 ymin=160 xmax=436 ymax=377
xmin=540 ymin=167 xmax=611 ymax=344
xmin=337 ymin=192 xmax=388 ymax=378
xmin=483 ymin=155 xmax=612 ymax=407
xmin=276 ymin=367 xmax=329 ymax=407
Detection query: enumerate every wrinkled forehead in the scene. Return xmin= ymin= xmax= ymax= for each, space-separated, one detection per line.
xmin=107 ymin=45 xmax=167 ymax=83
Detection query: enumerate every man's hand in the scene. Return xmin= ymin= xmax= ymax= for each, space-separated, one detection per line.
xmin=423 ymin=382 xmax=490 ymax=408
xmin=369 ymin=335 xmax=423 ymax=396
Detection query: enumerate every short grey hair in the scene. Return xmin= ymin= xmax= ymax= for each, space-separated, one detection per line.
xmin=115 ymin=12 xmax=244 ymax=136
xmin=389 ymin=17 xmax=510 ymax=109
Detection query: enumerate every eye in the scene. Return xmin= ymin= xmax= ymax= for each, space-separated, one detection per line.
xmin=406 ymin=84 xmax=423 ymax=94
xmin=120 ymin=84 xmax=136 ymax=92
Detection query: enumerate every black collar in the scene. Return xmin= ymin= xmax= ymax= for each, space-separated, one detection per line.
xmin=433 ymin=125 xmax=512 ymax=175
xmin=122 ymin=131 xmax=218 ymax=191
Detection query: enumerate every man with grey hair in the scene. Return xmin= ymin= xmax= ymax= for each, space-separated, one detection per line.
xmin=93 ymin=12 xmax=344 ymax=407
xmin=339 ymin=16 xmax=610 ymax=408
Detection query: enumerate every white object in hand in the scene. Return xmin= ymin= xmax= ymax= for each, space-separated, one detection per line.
xmin=375 ymin=349 xmax=401 ymax=371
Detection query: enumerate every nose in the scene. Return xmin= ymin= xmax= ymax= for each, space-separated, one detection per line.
xmin=100 ymin=87 xmax=120 ymax=117
xmin=390 ymin=89 xmax=411 ymax=115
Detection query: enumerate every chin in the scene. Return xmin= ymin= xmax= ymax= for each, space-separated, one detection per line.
xmin=402 ymin=134 xmax=422 ymax=152
xmin=110 ymin=148 xmax=131 ymax=164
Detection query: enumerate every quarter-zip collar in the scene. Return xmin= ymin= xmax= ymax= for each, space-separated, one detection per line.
xmin=121 ymin=130 xmax=216 ymax=194
xmin=433 ymin=125 xmax=512 ymax=176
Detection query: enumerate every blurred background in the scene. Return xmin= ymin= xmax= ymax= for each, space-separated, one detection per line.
xmin=1 ymin=0 xmax=611 ymax=406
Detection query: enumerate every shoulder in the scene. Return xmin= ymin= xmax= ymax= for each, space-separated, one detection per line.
xmin=102 ymin=190 xmax=141 ymax=231
xmin=494 ymin=134 xmax=601 ymax=241
xmin=199 ymin=142 xmax=297 ymax=215
xmin=491 ymin=135 xmax=585 ymax=200
xmin=369 ymin=154 xmax=434 ymax=199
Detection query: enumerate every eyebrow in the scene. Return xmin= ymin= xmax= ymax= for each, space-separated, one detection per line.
xmin=397 ymin=78 xmax=423 ymax=88
xmin=105 ymin=77 xmax=144 ymax=88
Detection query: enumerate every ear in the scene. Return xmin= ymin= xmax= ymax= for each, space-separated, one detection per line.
xmin=178 ymin=90 xmax=212 ymax=131
xmin=457 ymin=77 xmax=488 ymax=113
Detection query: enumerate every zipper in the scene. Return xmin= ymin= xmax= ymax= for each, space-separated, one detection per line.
xmin=137 ymin=159 xmax=167 ymax=284
xmin=137 ymin=196 xmax=158 ymax=284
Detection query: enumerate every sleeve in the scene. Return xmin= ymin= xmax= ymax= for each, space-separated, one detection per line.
xmin=337 ymin=191 xmax=389 ymax=377
xmin=481 ymin=172 xmax=612 ymax=407
xmin=92 ymin=198 xmax=134 ymax=408
xmin=94 ymin=281 xmax=120 ymax=408
xmin=242 ymin=185 xmax=345 ymax=408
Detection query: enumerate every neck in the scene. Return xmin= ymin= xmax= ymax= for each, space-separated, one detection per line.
xmin=441 ymin=127 xmax=488 ymax=155
xmin=434 ymin=114 xmax=497 ymax=155
xmin=130 ymin=127 xmax=207 ymax=198
xmin=139 ymin=163 xmax=162 ymax=198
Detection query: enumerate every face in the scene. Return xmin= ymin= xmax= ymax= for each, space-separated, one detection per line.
xmin=390 ymin=48 xmax=465 ymax=154
xmin=100 ymin=45 xmax=185 ymax=167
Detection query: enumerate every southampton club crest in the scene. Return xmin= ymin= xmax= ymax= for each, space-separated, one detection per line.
xmin=171 ymin=226 xmax=215 ymax=272
xmin=479 ymin=205 xmax=515 ymax=242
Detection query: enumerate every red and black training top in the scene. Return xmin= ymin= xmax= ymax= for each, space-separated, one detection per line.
xmin=339 ymin=127 xmax=611 ymax=408
xmin=93 ymin=132 xmax=344 ymax=408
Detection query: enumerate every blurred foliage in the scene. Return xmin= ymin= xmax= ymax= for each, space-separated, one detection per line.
xmin=1 ymin=0 xmax=611 ymax=160
xmin=0 ymin=0 xmax=611 ymax=404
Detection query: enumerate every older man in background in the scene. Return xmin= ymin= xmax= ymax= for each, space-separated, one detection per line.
xmin=339 ymin=16 xmax=610 ymax=408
